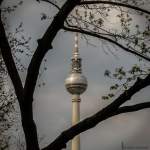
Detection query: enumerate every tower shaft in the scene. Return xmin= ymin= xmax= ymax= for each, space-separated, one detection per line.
xmin=72 ymin=95 xmax=80 ymax=150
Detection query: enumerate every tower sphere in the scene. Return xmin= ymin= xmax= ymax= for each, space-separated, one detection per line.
xmin=65 ymin=73 xmax=88 ymax=95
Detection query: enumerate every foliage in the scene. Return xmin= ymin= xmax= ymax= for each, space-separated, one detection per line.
xmin=103 ymin=64 xmax=150 ymax=100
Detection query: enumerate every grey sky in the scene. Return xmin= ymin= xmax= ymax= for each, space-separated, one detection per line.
xmin=2 ymin=0 xmax=150 ymax=150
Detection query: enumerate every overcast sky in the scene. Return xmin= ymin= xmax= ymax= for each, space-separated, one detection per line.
xmin=2 ymin=0 xmax=150 ymax=150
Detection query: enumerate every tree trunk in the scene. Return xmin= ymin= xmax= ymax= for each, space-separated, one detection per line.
xmin=20 ymin=99 xmax=40 ymax=150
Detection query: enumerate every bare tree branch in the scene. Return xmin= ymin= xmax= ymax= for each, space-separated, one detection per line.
xmin=0 ymin=0 xmax=4 ymax=5
xmin=43 ymin=75 xmax=150 ymax=150
xmin=39 ymin=0 xmax=60 ymax=10
xmin=79 ymin=1 xmax=150 ymax=15
xmin=63 ymin=26 xmax=150 ymax=62
xmin=116 ymin=102 xmax=150 ymax=114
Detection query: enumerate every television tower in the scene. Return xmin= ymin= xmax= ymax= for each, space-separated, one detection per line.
xmin=65 ymin=33 xmax=88 ymax=150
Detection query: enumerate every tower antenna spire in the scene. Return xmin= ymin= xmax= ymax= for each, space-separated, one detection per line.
xmin=73 ymin=31 xmax=79 ymax=59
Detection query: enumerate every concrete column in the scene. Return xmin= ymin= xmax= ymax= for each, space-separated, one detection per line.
xmin=71 ymin=95 xmax=81 ymax=150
